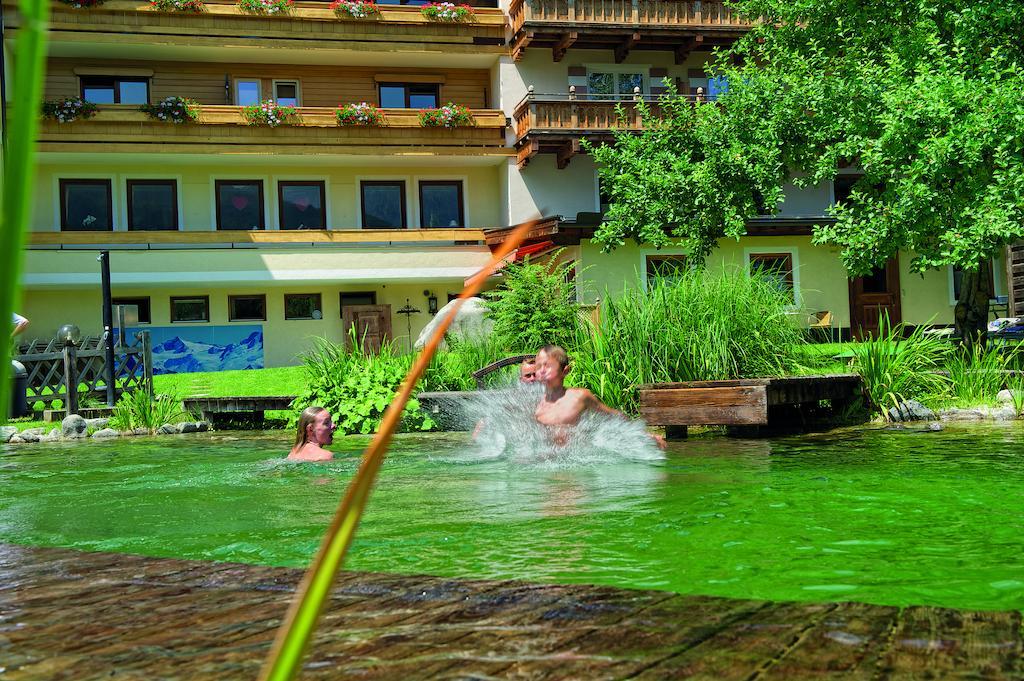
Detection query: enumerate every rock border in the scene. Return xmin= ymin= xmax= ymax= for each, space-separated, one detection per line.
xmin=2 ymin=415 xmax=212 ymax=446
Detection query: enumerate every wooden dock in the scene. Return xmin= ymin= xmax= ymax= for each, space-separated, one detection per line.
xmin=182 ymin=396 xmax=296 ymax=423
xmin=639 ymin=374 xmax=863 ymax=438
xmin=1 ymin=543 xmax=1020 ymax=679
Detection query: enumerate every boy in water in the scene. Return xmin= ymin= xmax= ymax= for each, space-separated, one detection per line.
xmin=534 ymin=344 xmax=666 ymax=449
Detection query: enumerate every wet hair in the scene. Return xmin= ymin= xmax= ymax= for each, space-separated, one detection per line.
xmin=294 ymin=406 xmax=327 ymax=448
xmin=538 ymin=344 xmax=570 ymax=369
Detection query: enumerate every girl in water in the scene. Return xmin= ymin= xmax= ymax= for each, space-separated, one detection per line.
xmin=287 ymin=406 xmax=337 ymax=461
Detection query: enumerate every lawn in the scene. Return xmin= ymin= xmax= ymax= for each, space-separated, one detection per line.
xmin=153 ymin=365 xmax=308 ymax=398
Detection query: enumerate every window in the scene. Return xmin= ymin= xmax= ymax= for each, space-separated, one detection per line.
xmin=419 ymin=181 xmax=464 ymax=228
xmin=278 ymin=181 xmax=326 ymax=230
xmin=170 ymin=296 xmax=209 ymax=323
xmin=952 ymin=261 xmax=997 ymax=301
xmin=378 ymin=82 xmax=439 ymax=109
xmin=748 ymin=252 xmax=795 ymax=302
xmin=60 ymin=179 xmax=112 ymax=231
xmin=645 ymin=254 xmax=689 ymax=286
xmin=587 ymin=71 xmax=644 ymax=100
xmin=127 ymin=180 xmax=178 ymax=231
xmin=340 ymin=291 xmax=376 ymax=316
xmin=80 ymin=76 xmax=149 ymax=104
xmin=273 ymin=80 xmax=299 ymax=107
xmin=360 ymin=181 xmax=406 ymax=229
xmin=228 ymin=295 xmax=267 ymax=322
xmin=833 ymin=175 xmax=860 ymax=205
xmin=216 ymin=180 xmax=265 ymax=230
xmin=707 ymin=76 xmax=729 ymax=101
xmin=235 ymin=79 xmax=261 ymax=106
xmin=112 ymin=297 xmax=151 ymax=325
xmin=284 ymin=293 xmax=323 ymax=320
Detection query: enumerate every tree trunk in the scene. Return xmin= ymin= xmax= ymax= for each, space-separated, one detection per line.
xmin=953 ymin=258 xmax=993 ymax=347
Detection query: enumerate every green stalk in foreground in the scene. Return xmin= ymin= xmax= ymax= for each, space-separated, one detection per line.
xmin=259 ymin=219 xmax=537 ymax=681
xmin=0 ymin=0 xmax=49 ymax=423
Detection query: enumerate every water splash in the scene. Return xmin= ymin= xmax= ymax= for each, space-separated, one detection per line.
xmin=434 ymin=383 xmax=664 ymax=467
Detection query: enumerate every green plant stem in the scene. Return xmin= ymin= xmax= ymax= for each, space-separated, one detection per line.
xmin=1 ymin=0 xmax=49 ymax=424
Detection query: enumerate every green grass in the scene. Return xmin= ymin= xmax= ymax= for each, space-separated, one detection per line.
xmin=152 ymin=366 xmax=307 ymax=398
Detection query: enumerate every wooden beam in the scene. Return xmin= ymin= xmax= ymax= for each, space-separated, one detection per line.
xmin=552 ymin=31 xmax=577 ymax=62
xmin=512 ymin=30 xmax=534 ymax=61
xmin=516 ymin=139 xmax=539 ymax=168
xmin=615 ymin=32 xmax=641 ymax=64
xmin=674 ymin=34 xmax=704 ymax=65
xmin=28 ymin=229 xmax=488 ymax=247
xmin=556 ymin=139 xmax=580 ymax=170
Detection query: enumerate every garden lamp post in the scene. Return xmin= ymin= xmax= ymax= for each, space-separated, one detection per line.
xmin=98 ymin=251 xmax=115 ymax=407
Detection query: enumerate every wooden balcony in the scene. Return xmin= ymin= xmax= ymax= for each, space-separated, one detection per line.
xmin=514 ymin=92 xmax=690 ymax=168
xmin=28 ymin=229 xmax=488 ymax=248
xmin=38 ymin=105 xmax=512 ymax=156
xmin=4 ymin=0 xmax=506 ymax=55
xmin=509 ymin=0 xmax=750 ymax=62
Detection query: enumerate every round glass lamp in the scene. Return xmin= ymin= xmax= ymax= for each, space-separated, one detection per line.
xmin=57 ymin=324 xmax=82 ymax=346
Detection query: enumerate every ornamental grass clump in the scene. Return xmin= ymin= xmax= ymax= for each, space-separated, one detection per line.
xmin=335 ymin=102 xmax=385 ymax=126
xmin=42 ymin=96 xmax=98 ymax=123
xmin=109 ymin=389 xmax=194 ymax=434
xmin=141 ymin=96 xmax=200 ymax=123
xmin=242 ymin=99 xmax=298 ymax=127
xmin=419 ymin=102 xmax=473 ymax=128
xmin=330 ymin=0 xmax=379 ymax=18
xmin=150 ymin=0 xmax=205 ymax=11
xmin=943 ymin=341 xmax=1016 ymax=407
xmin=237 ymin=0 xmax=292 ymax=14
xmin=420 ymin=1 xmax=474 ymax=21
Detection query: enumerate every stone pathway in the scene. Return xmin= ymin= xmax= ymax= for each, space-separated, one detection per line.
xmin=0 ymin=544 xmax=1020 ymax=679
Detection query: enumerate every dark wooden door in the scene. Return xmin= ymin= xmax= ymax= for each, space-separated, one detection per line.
xmin=848 ymin=258 xmax=902 ymax=339
xmin=341 ymin=304 xmax=392 ymax=353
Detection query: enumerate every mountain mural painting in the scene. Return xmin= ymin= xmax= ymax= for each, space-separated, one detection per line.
xmin=130 ymin=325 xmax=264 ymax=374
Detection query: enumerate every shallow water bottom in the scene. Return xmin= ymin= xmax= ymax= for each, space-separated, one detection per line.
xmin=1 ymin=423 xmax=1023 ymax=612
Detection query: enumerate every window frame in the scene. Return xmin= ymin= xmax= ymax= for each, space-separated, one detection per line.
xmin=284 ymin=293 xmax=323 ymax=321
xmin=377 ymin=82 xmax=440 ymax=109
xmin=228 ymin=294 xmax=267 ymax=322
xmin=359 ymin=180 xmax=407 ymax=229
xmin=277 ymin=180 xmax=326 ymax=230
xmin=111 ymin=296 xmax=152 ymax=325
xmin=339 ymin=291 xmax=377 ymax=317
xmin=59 ymin=178 xmax=113 ymax=231
xmin=234 ymin=78 xmax=262 ymax=106
xmin=272 ymin=79 xmax=301 ymax=107
xmin=585 ymin=65 xmax=649 ymax=101
xmin=417 ymin=180 xmax=465 ymax=228
xmin=79 ymin=75 xmax=151 ymax=104
xmin=643 ymin=253 xmax=690 ymax=289
xmin=215 ymin=179 xmax=266 ymax=231
xmin=744 ymin=248 xmax=800 ymax=306
xmin=169 ymin=295 xmax=210 ymax=323
xmin=126 ymin=179 xmax=179 ymax=231
xmin=747 ymin=252 xmax=796 ymax=300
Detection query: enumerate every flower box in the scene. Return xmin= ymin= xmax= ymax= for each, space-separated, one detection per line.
xmin=242 ymin=99 xmax=299 ymax=127
xmin=237 ymin=0 xmax=292 ymax=14
xmin=420 ymin=2 xmax=475 ymax=21
xmin=419 ymin=102 xmax=474 ymax=128
xmin=150 ymin=0 xmax=206 ymax=11
xmin=42 ymin=97 xmax=99 ymax=123
xmin=335 ymin=102 xmax=386 ymax=126
xmin=141 ymin=96 xmax=201 ymax=123
xmin=329 ymin=0 xmax=379 ymax=19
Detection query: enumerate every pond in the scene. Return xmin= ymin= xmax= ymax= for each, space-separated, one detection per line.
xmin=1 ymin=424 xmax=1022 ymax=612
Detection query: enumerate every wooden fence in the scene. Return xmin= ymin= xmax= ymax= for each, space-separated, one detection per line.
xmin=14 ymin=331 xmax=153 ymax=414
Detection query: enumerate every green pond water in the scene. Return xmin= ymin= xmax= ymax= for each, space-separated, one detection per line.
xmin=1 ymin=424 xmax=1022 ymax=612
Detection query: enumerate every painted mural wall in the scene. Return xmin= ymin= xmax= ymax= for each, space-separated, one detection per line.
xmin=132 ymin=325 xmax=264 ymax=374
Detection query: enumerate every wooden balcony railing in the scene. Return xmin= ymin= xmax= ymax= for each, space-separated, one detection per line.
xmin=38 ymin=105 xmax=512 ymax=155
xmin=29 ymin=229 xmax=488 ymax=248
xmin=5 ymin=0 xmax=506 ymax=53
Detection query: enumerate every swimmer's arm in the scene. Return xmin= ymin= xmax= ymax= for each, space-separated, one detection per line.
xmin=582 ymin=390 xmax=624 ymax=418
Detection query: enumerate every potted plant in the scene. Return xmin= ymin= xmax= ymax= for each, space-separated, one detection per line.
xmin=237 ymin=0 xmax=292 ymax=14
xmin=150 ymin=0 xmax=206 ymax=11
xmin=330 ymin=0 xmax=379 ymax=18
xmin=419 ymin=102 xmax=473 ymax=128
xmin=141 ymin=96 xmax=201 ymax=123
xmin=335 ymin=102 xmax=386 ymax=126
xmin=42 ymin=96 xmax=99 ymax=123
xmin=242 ymin=99 xmax=299 ymax=127
xmin=420 ymin=2 xmax=475 ymax=21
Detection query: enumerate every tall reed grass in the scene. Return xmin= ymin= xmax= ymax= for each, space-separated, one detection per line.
xmin=108 ymin=389 xmax=194 ymax=433
xmin=944 ymin=342 xmax=1015 ymax=407
xmin=0 ymin=0 xmax=49 ymax=423
xmin=570 ymin=268 xmax=806 ymax=413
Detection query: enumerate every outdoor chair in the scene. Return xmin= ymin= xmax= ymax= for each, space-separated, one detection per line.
xmin=808 ymin=310 xmax=835 ymax=343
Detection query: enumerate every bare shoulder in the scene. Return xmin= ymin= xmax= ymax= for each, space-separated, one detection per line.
xmin=567 ymin=388 xmax=597 ymax=402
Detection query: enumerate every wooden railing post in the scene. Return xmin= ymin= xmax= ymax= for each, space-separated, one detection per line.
xmin=63 ymin=342 xmax=79 ymax=416
xmin=141 ymin=331 xmax=154 ymax=398
xmin=569 ymin=86 xmax=578 ymax=128
xmin=630 ymin=0 xmax=638 ymax=23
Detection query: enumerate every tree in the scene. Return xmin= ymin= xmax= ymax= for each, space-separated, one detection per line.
xmin=589 ymin=0 xmax=1024 ymax=340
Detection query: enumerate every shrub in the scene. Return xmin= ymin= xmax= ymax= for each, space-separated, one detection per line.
xmin=569 ymin=268 xmax=806 ymax=414
xmin=237 ymin=0 xmax=292 ymax=14
xmin=150 ymin=0 xmax=205 ymax=11
xmin=483 ymin=254 xmax=580 ymax=353
xmin=292 ymin=333 xmax=434 ymax=435
xmin=140 ymin=96 xmax=200 ymax=123
xmin=42 ymin=97 xmax=98 ymax=123
xmin=109 ymin=389 xmax=194 ymax=433
xmin=850 ymin=314 xmax=950 ymax=418
xmin=335 ymin=102 xmax=385 ymax=126
xmin=330 ymin=0 xmax=379 ymax=18
xmin=420 ymin=1 xmax=474 ymax=21
xmin=419 ymin=102 xmax=473 ymax=128
xmin=423 ymin=334 xmax=508 ymax=392
xmin=242 ymin=99 xmax=298 ymax=127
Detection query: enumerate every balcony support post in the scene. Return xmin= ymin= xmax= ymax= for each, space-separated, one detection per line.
xmin=556 ymin=139 xmax=580 ymax=170
xmin=615 ymin=32 xmax=640 ymax=63
xmin=513 ymin=30 xmax=535 ymax=61
xmin=517 ymin=139 xmax=539 ymax=169
xmin=552 ymin=31 xmax=577 ymax=62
